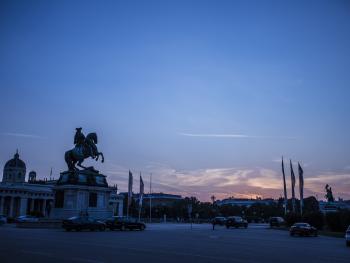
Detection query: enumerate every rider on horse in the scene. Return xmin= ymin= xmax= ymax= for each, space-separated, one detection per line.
xmin=74 ymin=127 xmax=85 ymax=146
xmin=74 ymin=127 xmax=93 ymax=157
xmin=65 ymin=128 xmax=104 ymax=171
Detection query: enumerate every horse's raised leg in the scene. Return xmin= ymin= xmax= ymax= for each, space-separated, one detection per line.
xmin=73 ymin=161 xmax=79 ymax=171
xmin=77 ymin=160 xmax=87 ymax=170
xmin=99 ymin=152 xmax=104 ymax=163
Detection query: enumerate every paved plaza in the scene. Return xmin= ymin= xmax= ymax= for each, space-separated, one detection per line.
xmin=0 ymin=223 xmax=349 ymax=263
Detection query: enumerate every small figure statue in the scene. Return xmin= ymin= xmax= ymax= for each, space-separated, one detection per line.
xmin=65 ymin=128 xmax=104 ymax=171
xmin=325 ymin=184 xmax=335 ymax=202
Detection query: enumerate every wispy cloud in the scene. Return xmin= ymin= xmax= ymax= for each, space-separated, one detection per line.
xmin=179 ymin=132 xmax=296 ymax=139
xmin=179 ymin=133 xmax=250 ymax=138
xmin=0 ymin=132 xmax=44 ymax=139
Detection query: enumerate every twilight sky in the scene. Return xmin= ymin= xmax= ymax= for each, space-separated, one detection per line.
xmin=1 ymin=0 xmax=350 ymax=201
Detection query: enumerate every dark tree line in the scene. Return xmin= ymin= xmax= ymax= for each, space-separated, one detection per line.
xmin=122 ymin=195 xmax=350 ymax=232
xmin=124 ymin=196 xmax=317 ymax=222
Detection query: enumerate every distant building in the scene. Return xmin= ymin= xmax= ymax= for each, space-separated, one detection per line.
xmin=318 ymin=200 xmax=350 ymax=213
xmin=141 ymin=193 xmax=183 ymax=206
xmin=216 ymin=198 xmax=276 ymax=207
xmin=121 ymin=192 xmax=183 ymax=206
xmin=0 ymin=151 xmax=54 ymax=218
xmin=109 ymin=185 xmax=124 ymax=216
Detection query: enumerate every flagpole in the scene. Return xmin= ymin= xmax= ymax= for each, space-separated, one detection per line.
xmin=138 ymin=172 xmax=143 ymax=222
xmin=290 ymin=160 xmax=296 ymax=213
xmin=149 ymin=173 xmax=152 ymax=223
xmin=127 ymin=171 xmax=129 ymax=219
xmin=298 ymin=162 xmax=304 ymax=217
xmin=127 ymin=170 xmax=133 ymax=219
xmin=127 ymin=200 xmax=129 ymax=219
xmin=127 ymin=170 xmax=129 ymax=219
xmin=138 ymin=172 xmax=140 ymax=221
xmin=282 ymin=157 xmax=288 ymax=216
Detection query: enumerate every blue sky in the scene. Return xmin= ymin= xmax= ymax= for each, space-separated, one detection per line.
xmin=1 ymin=0 xmax=349 ymax=200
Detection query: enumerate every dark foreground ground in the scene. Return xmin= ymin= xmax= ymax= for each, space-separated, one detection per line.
xmin=0 ymin=223 xmax=349 ymax=263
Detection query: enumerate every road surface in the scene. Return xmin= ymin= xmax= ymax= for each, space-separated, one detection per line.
xmin=0 ymin=223 xmax=348 ymax=263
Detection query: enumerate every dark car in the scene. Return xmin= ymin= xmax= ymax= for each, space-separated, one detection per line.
xmin=15 ymin=215 xmax=39 ymax=223
xmin=62 ymin=216 xmax=106 ymax=231
xmin=269 ymin=217 xmax=285 ymax=227
xmin=226 ymin=216 xmax=248 ymax=228
xmin=290 ymin=223 xmax=318 ymax=237
xmin=105 ymin=216 xmax=146 ymax=231
xmin=211 ymin=217 xmax=227 ymax=226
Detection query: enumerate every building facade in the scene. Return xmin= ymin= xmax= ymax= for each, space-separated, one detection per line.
xmin=0 ymin=151 xmax=54 ymax=218
xmin=128 ymin=193 xmax=183 ymax=207
xmin=109 ymin=185 xmax=124 ymax=216
xmin=216 ymin=198 xmax=275 ymax=207
xmin=318 ymin=200 xmax=350 ymax=213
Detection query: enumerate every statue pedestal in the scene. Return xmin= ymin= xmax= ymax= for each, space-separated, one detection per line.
xmin=57 ymin=168 xmax=108 ymax=187
xmin=51 ymin=169 xmax=114 ymax=220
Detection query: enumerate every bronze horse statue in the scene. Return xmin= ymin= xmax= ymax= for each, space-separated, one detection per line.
xmin=65 ymin=131 xmax=104 ymax=171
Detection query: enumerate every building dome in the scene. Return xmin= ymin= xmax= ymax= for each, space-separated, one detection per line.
xmin=2 ymin=151 xmax=26 ymax=183
xmin=4 ymin=152 xmax=26 ymax=169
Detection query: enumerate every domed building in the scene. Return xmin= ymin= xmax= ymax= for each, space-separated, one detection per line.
xmin=2 ymin=151 xmax=26 ymax=183
xmin=0 ymin=151 xmax=54 ymax=218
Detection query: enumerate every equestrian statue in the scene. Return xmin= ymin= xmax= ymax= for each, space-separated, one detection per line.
xmin=65 ymin=128 xmax=104 ymax=171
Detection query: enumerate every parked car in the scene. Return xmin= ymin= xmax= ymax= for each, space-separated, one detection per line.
xmin=105 ymin=216 xmax=146 ymax=231
xmin=345 ymin=225 xmax=350 ymax=247
xmin=269 ymin=217 xmax=285 ymax=227
xmin=226 ymin=216 xmax=248 ymax=228
xmin=62 ymin=216 xmax=106 ymax=231
xmin=211 ymin=217 xmax=227 ymax=226
xmin=15 ymin=215 xmax=39 ymax=223
xmin=0 ymin=215 xmax=7 ymax=225
xmin=290 ymin=223 xmax=318 ymax=237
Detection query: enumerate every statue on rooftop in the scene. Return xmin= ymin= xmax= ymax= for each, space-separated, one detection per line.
xmin=325 ymin=184 xmax=335 ymax=202
xmin=64 ymin=128 xmax=104 ymax=171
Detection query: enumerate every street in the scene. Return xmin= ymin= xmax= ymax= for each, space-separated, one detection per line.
xmin=0 ymin=223 xmax=348 ymax=263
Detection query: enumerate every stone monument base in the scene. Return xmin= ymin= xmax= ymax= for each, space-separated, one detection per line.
xmin=51 ymin=169 xmax=113 ymax=220
xmin=57 ymin=167 xmax=108 ymax=187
